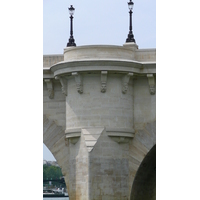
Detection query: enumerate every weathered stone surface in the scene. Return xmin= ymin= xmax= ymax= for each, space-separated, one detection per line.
xmin=43 ymin=44 xmax=156 ymax=200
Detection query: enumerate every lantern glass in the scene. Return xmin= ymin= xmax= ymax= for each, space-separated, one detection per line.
xmin=128 ymin=1 xmax=134 ymax=10
xmin=69 ymin=5 xmax=75 ymax=15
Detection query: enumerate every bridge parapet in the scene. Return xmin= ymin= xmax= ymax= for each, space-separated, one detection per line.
xmin=63 ymin=45 xmax=136 ymax=62
xmin=135 ymin=48 xmax=156 ymax=62
xmin=43 ymin=54 xmax=64 ymax=68
xmin=43 ymin=44 xmax=156 ymax=69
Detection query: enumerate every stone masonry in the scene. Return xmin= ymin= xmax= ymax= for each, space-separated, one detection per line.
xmin=43 ymin=42 xmax=156 ymax=200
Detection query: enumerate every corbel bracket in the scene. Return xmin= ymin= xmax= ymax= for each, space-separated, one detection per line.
xmin=147 ymin=74 xmax=155 ymax=95
xmin=107 ymin=128 xmax=135 ymax=144
xmin=72 ymin=72 xmax=83 ymax=94
xmin=44 ymin=79 xmax=54 ymax=99
xmin=65 ymin=129 xmax=81 ymax=145
xmin=55 ymin=76 xmax=67 ymax=96
xmin=122 ymin=73 xmax=133 ymax=94
xmin=101 ymin=71 xmax=107 ymax=93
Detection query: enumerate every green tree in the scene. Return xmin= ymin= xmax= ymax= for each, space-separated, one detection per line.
xmin=43 ymin=164 xmax=65 ymax=187
xmin=43 ymin=165 xmax=63 ymax=180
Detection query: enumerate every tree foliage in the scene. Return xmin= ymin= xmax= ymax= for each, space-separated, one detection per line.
xmin=43 ymin=164 xmax=63 ymax=180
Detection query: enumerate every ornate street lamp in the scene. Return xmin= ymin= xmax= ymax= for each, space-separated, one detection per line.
xmin=126 ymin=0 xmax=136 ymax=43
xmin=67 ymin=5 xmax=76 ymax=47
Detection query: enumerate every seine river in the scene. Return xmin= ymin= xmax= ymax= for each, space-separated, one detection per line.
xmin=43 ymin=198 xmax=69 ymax=200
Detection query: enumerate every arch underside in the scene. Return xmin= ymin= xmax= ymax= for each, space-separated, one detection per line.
xmin=43 ymin=115 xmax=68 ymax=177
xmin=130 ymin=144 xmax=156 ymax=200
xmin=128 ymin=121 xmax=156 ymax=200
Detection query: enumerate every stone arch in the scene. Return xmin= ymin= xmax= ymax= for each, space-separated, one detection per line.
xmin=43 ymin=115 xmax=65 ymax=160
xmin=43 ymin=115 xmax=69 ymax=182
xmin=130 ymin=144 xmax=156 ymax=200
xmin=128 ymin=121 xmax=156 ymax=199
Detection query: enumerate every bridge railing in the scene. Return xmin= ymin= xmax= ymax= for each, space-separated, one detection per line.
xmin=43 ymin=54 xmax=64 ymax=68
xmin=135 ymin=49 xmax=156 ymax=62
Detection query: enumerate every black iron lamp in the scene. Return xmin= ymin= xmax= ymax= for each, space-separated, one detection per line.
xmin=126 ymin=0 xmax=136 ymax=43
xmin=67 ymin=5 xmax=76 ymax=47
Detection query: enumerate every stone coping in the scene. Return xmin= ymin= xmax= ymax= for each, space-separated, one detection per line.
xmin=50 ymin=59 xmax=155 ymax=77
xmin=65 ymin=127 xmax=135 ymax=138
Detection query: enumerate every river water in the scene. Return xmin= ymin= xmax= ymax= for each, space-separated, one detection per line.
xmin=43 ymin=198 xmax=69 ymax=200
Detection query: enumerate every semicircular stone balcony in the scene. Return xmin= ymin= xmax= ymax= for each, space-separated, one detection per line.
xmin=50 ymin=44 xmax=156 ymax=77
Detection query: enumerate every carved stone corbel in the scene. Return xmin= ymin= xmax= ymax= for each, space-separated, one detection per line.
xmin=107 ymin=128 xmax=135 ymax=144
xmin=122 ymin=73 xmax=133 ymax=94
xmin=65 ymin=129 xmax=81 ymax=145
xmin=44 ymin=79 xmax=54 ymax=99
xmin=55 ymin=76 xmax=67 ymax=96
xmin=72 ymin=72 xmax=83 ymax=94
xmin=101 ymin=71 xmax=107 ymax=93
xmin=147 ymin=74 xmax=155 ymax=95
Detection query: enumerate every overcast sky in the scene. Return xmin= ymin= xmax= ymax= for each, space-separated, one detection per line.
xmin=43 ymin=0 xmax=156 ymax=161
xmin=43 ymin=0 xmax=156 ymax=54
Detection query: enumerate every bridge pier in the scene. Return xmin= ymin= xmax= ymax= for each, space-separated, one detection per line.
xmin=43 ymin=44 xmax=156 ymax=200
xmin=64 ymin=128 xmax=134 ymax=199
xmin=63 ymin=70 xmax=135 ymax=199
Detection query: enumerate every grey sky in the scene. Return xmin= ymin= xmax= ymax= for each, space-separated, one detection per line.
xmin=43 ymin=0 xmax=156 ymax=54
xmin=43 ymin=0 xmax=156 ymax=161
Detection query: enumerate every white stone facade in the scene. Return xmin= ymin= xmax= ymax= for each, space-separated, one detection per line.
xmin=43 ymin=43 xmax=156 ymax=200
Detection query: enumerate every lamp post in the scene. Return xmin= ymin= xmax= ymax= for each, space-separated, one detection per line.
xmin=67 ymin=5 xmax=76 ymax=47
xmin=126 ymin=0 xmax=136 ymax=43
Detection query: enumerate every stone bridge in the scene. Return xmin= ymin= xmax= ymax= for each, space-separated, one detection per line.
xmin=43 ymin=42 xmax=156 ymax=200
